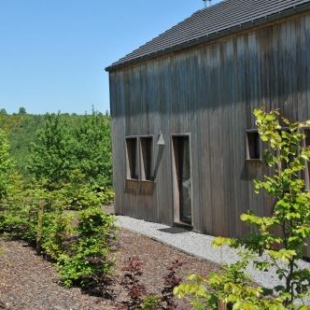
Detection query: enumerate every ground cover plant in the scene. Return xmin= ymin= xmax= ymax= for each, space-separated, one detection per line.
xmin=119 ymin=256 xmax=184 ymax=309
xmin=175 ymin=108 xmax=310 ymax=309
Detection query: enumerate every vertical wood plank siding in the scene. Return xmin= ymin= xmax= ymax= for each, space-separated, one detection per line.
xmin=109 ymin=14 xmax=310 ymax=255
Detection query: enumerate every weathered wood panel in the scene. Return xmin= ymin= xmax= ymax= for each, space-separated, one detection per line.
xmin=109 ymin=12 xmax=310 ymax=256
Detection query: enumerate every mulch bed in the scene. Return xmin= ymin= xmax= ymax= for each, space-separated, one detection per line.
xmin=0 ymin=213 xmax=220 ymax=309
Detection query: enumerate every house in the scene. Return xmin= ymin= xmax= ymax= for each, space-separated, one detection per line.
xmin=106 ymin=0 xmax=310 ymax=255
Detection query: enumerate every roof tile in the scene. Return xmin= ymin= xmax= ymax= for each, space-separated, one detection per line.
xmin=107 ymin=0 xmax=310 ymax=70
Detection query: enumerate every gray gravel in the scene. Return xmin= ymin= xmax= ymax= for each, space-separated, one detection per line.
xmin=116 ymin=215 xmax=310 ymax=291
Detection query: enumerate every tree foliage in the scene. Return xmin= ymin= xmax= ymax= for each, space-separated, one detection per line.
xmin=27 ymin=113 xmax=75 ymax=188
xmin=18 ymin=107 xmax=27 ymax=115
xmin=0 ymin=129 xmax=14 ymax=200
xmin=7 ymin=114 xmax=45 ymax=177
xmin=72 ymin=111 xmax=112 ymax=187
xmin=27 ymin=111 xmax=112 ymax=191
xmin=0 ymin=111 xmax=112 ymax=189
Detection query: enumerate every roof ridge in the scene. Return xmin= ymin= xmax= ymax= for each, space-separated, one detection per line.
xmin=107 ymin=0 xmax=310 ymax=71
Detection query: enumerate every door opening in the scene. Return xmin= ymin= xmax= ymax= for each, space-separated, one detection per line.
xmin=172 ymin=135 xmax=192 ymax=225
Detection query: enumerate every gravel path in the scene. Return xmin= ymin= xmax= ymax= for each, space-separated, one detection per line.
xmin=116 ymin=215 xmax=310 ymax=291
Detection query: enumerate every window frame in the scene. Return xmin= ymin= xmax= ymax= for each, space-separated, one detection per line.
xmin=245 ymin=129 xmax=262 ymax=162
xmin=171 ymin=133 xmax=193 ymax=226
xmin=125 ymin=136 xmax=139 ymax=180
xmin=139 ymin=135 xmax=154 ymax=181
xmin=302 ymin=128 xmax=310 ymax=191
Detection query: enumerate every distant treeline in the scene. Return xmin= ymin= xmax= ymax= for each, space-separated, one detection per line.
xmin=0 ymin=111 xmax=112 ymax=189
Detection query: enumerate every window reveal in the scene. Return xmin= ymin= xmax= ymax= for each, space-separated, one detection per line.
xmin=126 ymin=137 xmax=139 ymax=179
xmin=303 ymin=128 xmax=310 ymax=190
xmin=140 ymin=136 xmax=153 ymax=181
xmin=246 ymin=130 xmax=261 ymax=160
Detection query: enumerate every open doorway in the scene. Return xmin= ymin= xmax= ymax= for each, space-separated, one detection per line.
xmin=172 ymin=135 xmax=192 ymax=225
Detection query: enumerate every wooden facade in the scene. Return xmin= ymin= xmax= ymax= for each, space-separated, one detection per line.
xmin=107 ymin=1 xmax=310 ymax=256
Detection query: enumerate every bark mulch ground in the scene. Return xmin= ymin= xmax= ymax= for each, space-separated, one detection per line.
xmin=0 ymin=212 xmax=220 ymax=309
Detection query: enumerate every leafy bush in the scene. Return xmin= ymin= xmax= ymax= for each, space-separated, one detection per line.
xmin=56 ymin=207 xmax=117 ymax=289
xmin=120 ymin=256 xmax=147 ymax=309
xmin=120 ymin=257 xmax=183 ymax=310
xmin=0 ymin=203 xmax=33 ymax=240
xmin=0 ymin=174 xmax=39 ymax=242
xmin=0 ymin=129 xmax=14 ymax=200
xmin=160 ymin=260 xmax=183 ymax=309
xmin=41 ymin=209 xmax=73 ymax=260
xmin=0 ymin=182 xmax=117 ymax=295
xmin=56 ymin=170 xmax=114 ymax=210
xmin=141 ymin=295 xmax=161 ymax=310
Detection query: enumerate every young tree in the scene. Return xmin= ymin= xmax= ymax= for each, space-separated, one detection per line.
xmin=175 ymin=108 xmax=310 ymax=309
xmin=18 ymin=107 xmax=27 ymax=115
xmin=241 ymin=108 xmax=310 ymax=306
xmin=27 ymin=111 xmax=113 ymax=197
xmin=72 ymin=111 xmax=112 ymax=187
xmin=27 ymin=113 xmax=75 ymax=189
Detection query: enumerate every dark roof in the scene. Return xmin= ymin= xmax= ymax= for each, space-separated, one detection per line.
xmin=107 ymin=0 xmax=310 ymax=71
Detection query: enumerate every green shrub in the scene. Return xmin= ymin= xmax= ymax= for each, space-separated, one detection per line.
xmin=41 ymin=210 xmax=73 ymax=260
xmin=55 ymin=169 xmax=114 ymax=210
xmin=0 ymin=129 xmax=14 ymax=200
xmin=142 ymin=295 xmax=161 ymax=310
xmin=0 ymin=198 xmax=37 ymax=242
xmin=56 ymin=207 xmax=117 ymax=288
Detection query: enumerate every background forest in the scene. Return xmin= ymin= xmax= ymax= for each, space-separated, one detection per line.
xmin=0 ymin=108 xmax=113 ymax=193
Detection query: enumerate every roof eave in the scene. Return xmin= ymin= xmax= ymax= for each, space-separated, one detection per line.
xmin=105 ymin=2 xmax=310 ymax=72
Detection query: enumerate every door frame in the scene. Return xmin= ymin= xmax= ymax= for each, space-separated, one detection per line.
xmin=171 ymin=133 xmax=193 ymax=226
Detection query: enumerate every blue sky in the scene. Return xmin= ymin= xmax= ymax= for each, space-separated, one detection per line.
xmin=0 ymin=0 xmax=221 ymax=115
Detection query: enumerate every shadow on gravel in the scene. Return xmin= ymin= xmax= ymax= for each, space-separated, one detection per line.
xmin=158 ymin=227 xmax=188 ymax=234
